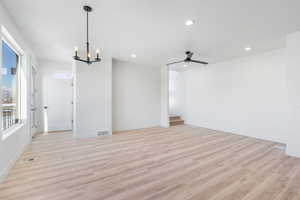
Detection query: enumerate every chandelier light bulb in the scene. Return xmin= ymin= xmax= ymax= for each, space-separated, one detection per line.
xmin=74 ymin=46 xmax=78 ymax=57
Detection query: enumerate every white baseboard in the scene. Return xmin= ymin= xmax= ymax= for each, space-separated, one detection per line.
xmin=0 ymin=141 xmax=30 ymax=183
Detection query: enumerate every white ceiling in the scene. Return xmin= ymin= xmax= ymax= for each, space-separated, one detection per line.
xmin=2 ymin=0 xmax=300 ymax=66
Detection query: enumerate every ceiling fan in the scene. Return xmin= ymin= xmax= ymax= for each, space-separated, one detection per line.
xmin=167 ymin=51 xmax=208 ymax=66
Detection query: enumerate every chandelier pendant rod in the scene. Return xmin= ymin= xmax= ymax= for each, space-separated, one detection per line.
xmin=86 ymin=9 xmax=90 ymax=62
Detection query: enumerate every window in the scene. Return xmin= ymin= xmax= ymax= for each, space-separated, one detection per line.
xmin=1 ymin=40 xmax=20 ymax=131
xmin=0 ymin=26 xmax=26 ymax=140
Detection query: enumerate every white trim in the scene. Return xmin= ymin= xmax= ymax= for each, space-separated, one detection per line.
xmin=0 ymin=136 xmax=29 ymax=183
xmin=1 ymin=123 xmax=25 ymax=141
xmin=0 ymin=29 xmax=2 ymax=138
xmin=30 ymin=64 xmax=38 ymax=137
xmin=160 ymin=66 xmax=170 ymax=127
xmin=1 ymin=26 xmax=24 ymax=56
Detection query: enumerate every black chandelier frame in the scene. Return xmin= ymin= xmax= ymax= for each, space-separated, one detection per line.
xmin=73 ymin=5 xmax=101 ymax=65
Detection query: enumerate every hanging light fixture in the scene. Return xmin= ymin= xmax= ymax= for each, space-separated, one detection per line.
xmin=73 ymin=5 xmax=101 ymax=65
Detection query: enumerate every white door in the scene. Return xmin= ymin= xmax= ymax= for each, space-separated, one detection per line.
xmin=43 ymin=72 xmax=72 ymax=132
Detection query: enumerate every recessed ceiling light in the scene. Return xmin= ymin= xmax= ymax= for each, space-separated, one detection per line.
xmin=185 ymin=19 xmax=195 ymax=26
xmin=183 ymin=64 xmax=188 ymax=67
xmin=131 ymin=53 xmax=137 ymax=58
xmin=245 ymin=47 xmax=252 ymax=51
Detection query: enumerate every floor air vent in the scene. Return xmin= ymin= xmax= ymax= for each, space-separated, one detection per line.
xmin=97 ymin=131 xmax=110 ymax=136
xmin=20 ymin=158 xmax=35 ymax=164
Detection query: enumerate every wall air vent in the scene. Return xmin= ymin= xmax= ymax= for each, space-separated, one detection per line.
xmin=97 ymin=131 xmax=110 ymax=136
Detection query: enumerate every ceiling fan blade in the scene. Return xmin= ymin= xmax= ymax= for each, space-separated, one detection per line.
xmin=186 ymin=52 xmax=194 ymax=59
xmin=166 ymin=60 xmax=185 ymax=66
xmin=190 ymin=59 xmax=208 ymax=65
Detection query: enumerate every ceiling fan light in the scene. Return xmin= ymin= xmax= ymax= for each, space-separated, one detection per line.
xmin=245 ymin=47 xmax=252 ymax=51
xmin=185 ymin=19 xmax=195 ymax=26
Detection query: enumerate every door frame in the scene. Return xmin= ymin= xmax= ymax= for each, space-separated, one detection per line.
xmin=160 ymin=65 xmax=170 ymax=127
xmin=30 ymin=64 xmax=38 ymax=137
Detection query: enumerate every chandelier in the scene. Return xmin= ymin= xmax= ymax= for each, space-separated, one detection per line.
xmin=73 ymin=5 xmax=101 ymax=65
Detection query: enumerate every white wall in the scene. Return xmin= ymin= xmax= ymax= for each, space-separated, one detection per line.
xmin=286 ymin=31 xmax=300 ymax=157
xmin=73 ymin=56 xmax=112 ymax=138
xmin=182 ymin=49 xmax=289 ymax=143
xmin=0 ymin=2 xmax=37 ymax=181
xmin=112 ymin=60 xmax=161 ymax=131
xmin=36 ymin=60 xmax=72 ymax=133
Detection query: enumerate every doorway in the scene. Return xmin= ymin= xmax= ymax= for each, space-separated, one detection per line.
xmin=40 ymin=62 xmax=73 ymax=133
xmin=169 ymin=70 xmax=185 ymax=126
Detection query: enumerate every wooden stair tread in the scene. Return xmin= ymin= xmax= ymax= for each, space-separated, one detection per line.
xmin=169 ymin=115 xmax=184 ymax=126
xmin=169 ymin=116 xmax=181 ymax=121
xmin=170 ymin=119 xmax=184 ymax=122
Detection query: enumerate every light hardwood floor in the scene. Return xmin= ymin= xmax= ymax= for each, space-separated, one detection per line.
xmin=1 ymin=125 xmax=300 ymax=200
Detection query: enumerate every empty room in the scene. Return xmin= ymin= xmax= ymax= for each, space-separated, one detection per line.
xmin=1 ymin=0 xmax=300 ymax=199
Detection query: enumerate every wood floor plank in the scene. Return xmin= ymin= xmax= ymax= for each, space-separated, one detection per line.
xmin=0 ymin=125 xmax=299 ymax=200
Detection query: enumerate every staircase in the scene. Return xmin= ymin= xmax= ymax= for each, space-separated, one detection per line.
xmin=169 ymin=115 xmax=184 ymax=126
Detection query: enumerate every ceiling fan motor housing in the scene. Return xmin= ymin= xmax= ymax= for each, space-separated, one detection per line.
xmin=83 ymin=5 xmax=92 ymax=12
